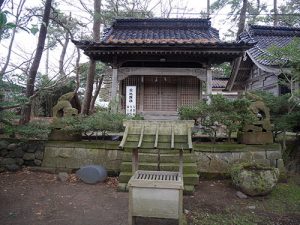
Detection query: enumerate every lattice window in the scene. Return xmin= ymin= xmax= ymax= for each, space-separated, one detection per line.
xmin=180 ymin=76 xmax=200 ymax=106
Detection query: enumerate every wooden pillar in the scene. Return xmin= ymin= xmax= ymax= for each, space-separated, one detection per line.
xmin=206 ymin=68 xmax=212 ymax=104
xmin=139 ymin=76 xmax=144 ymax=113
xmin=111 ymin=68 xmax=118 ymax=101
xmin=199 ymin=80 xmax=203 ymax=101
xmin=111 ymin=67 xmax=118 ymax=113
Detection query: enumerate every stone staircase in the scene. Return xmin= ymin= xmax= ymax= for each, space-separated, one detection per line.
xmin=118 ymin=149 xmax=199 ymax=194
xmin=117 ymin=120 xmax=199 ymax=195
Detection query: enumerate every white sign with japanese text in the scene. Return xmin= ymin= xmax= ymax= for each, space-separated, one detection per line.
xmin=126 ymin=86 xmax=136 ymax=116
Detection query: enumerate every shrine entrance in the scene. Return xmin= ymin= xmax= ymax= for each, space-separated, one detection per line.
xmin=144 ymin=76 xmax=177 ymax=112
xmin=121 ymin=75 xmax=201 ymax=119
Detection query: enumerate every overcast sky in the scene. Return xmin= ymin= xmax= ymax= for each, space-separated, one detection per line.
xmin=0 ymin=0 xmax=288 ymax=80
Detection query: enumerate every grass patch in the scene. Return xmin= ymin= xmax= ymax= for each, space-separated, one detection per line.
xmin=190 ymin=211 xmax=268 ymax=225
xmin=260 ymin=182 xmax=300 ymax=213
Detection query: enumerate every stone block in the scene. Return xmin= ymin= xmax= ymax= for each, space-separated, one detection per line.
xmin=266 ymin=151 xmax=282 ymax=160
xmin=195 ymin=152 xmax=210 ymax=172
xmin=35 ymin=151 xmax=44 ymax=160
xmin=276 ymin=159 xmax=285 ymax=171
xmin=5 ymin=164 xmax=20 ymax=172
xmin=14 ymin=148 xmax=25 ymax=158
xmin=209 ymin=154 xmax=230 ymax=173
xmin=7 ymin=143 xmax=17 ymax=151
xmin=34 ymin=159 xmax=42 ymax=166
xmin=252 ymin=159 xmax=270 ymax=166
xmin=238 ymin=131 xmax=273 ymax=145
xmin=240 ymin=152 xmax=253 ymax=161
xmin=1 ymin=158 xmax=16 ymax=165
xmin=16 ymin=158 xmax=24 ymax=166
xmin=23 ymin=153 xmax=35 ymax=161
xmin=252 ymin=151 xmax=266 ymax=160
xmin=6 ymin=151 xmax=16 ymax=158
xmin=270 ymin=159 xmax=276 ymax=167
xmin=0 ymin=149 xmax=8 ymax=157
xmin=26 ymin=144 xmax=37 ymax=153
xmin=232 ymin=152 xmax=241 ymax=161
xmin=0 ymin=140 xmax=9 ymax=149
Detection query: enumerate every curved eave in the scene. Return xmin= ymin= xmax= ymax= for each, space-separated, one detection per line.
xmin=247 ymin=51 xmax=282 ymax=74
xmin=72 ymin=39 xmax=254 ymax=62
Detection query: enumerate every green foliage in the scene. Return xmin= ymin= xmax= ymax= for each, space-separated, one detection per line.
xmin=31 ymin=74 xmax=76 ymax=117
xmin=254 ymin=91 xmax=300 ymax=134
xmin=16 ymin=120 xmax=51 ymax=139
xmin=212 ymin=62 xmax=232 ymax=77
xmin=179 ymin=95 xmax=255 ymax=143
xmin=0 ymin=10 xmax=16 ymax=41
xmin=277 ymin=0 xmax=300 ymax=27
xmin=53 ymin=111 xmax=126 ymax=138
xmin=265 ymin=38 xmax=300 ymax=94
xmin=263 ymin=182 xmax=300 ymax=213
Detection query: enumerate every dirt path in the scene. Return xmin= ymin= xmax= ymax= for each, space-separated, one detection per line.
xmin=0 ymin=169 xmax=299 ymax=225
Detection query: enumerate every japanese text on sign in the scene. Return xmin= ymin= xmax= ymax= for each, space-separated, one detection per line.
xmin=126 ymin=86 xmax=136 ymax=116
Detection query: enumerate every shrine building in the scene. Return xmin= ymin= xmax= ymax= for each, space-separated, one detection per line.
xmin=73 ymin=18 xmax=253 ymax=119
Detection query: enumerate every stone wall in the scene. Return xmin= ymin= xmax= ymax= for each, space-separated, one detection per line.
xmin=1 ymin=139 xmax=285 ymax=178
xmin=0 ymin=139 xmax=45 ymax=172
xmin=42 ymin=141 xmax=123 ymax=174
xmin=193 ymin=143 xmax=284 ymax=177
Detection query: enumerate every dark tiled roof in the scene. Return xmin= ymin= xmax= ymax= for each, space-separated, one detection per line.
xmin=101 ymin=18 xmax=220 ymax=45
xmin=239 ymin=25 xmax=300 ymax=66
xmin=212 ymin=77 xmax=228 ymax=89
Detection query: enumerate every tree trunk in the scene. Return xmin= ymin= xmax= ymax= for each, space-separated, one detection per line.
xmin=74 ymin=47 xmax=81 ymax=93
xmin=19 ymin=0 xmax=52 ymax=124
xmin=274 ymin=0 xmax=278 ymax=26
xmin=90 ymin=75 xmax=104 ymax=112
xmin=0 ymin=0 xmax=5 ymax=9
xmin=207 ymin=0 xmax=210 ymax=17
xmin=236 ymin=0 xmax=247 ymax=40
xmin=58 ymin=31 xmax=69 ymax=77
xmin=81 ymin=0 xmax=101 ymax=115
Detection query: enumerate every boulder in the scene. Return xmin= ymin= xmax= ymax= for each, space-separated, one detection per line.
xmin=231 ymin=163 xmax=279 ymax=196
xmin=76 ymin=165 xmax=107 ymax=184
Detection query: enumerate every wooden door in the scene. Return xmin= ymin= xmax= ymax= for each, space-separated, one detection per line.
xmin=144 ymin=76 xmax=177 ymax=111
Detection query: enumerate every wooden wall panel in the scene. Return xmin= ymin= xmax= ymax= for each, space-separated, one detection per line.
xmin=180 ymin=76 xmax=200 ymax=106
xmin=121 ymin=76 xmax=200 ymax=112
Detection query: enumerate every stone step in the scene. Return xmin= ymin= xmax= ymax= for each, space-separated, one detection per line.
xmin=120 ymin=162 xmax=197 ymax=174
xmin=121 ymin=152 xmax=196 ymax=163
xmin=119 ymin=172 xmax=198 ymax=186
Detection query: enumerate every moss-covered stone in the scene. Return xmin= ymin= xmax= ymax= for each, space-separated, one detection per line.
xmin=230 ymin=162 xmax=279 ymax=196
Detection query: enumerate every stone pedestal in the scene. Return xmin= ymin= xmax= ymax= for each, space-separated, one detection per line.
xmin=237 ymin=131 xmax=273 ymax=145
